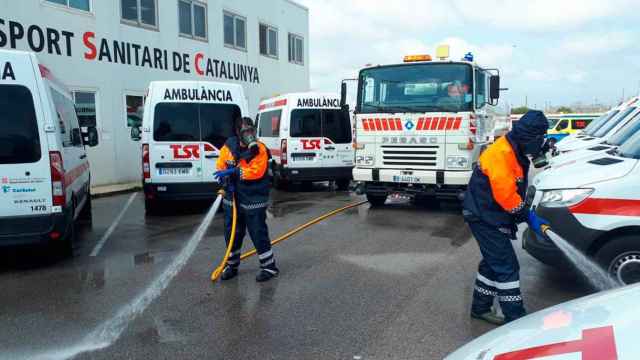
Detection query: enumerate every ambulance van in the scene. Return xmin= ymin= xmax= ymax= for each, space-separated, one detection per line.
xmin=138 ymin=81 xmax=248 ymax=214
xmin=525 ymin=129 xmax=640 ymax=285
xmin=0 ymin=50 xmax=98 ymax=254
xmin=256 ymin=93 xmax=354 ymax=190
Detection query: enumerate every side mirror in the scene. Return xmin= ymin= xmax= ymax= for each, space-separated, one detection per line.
xmin=340 ymin=81 xmax=347 ymax=108
xmin=87 ymin=127 xmax=99 ymax=147
xmin=489 ymin=76 xmax=500 ymax=101
xmin=130 ymin=126 xmax=142 ymax=142
xmin=71 ymin=128 xmax=83 ymax=146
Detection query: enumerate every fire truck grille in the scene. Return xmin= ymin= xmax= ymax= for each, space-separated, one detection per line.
xmin=381 ymin=145 xmax=439 ymax=168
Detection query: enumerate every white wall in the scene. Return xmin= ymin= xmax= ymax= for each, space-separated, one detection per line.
xmin=0 ymin=0 xmax=310 ymax=186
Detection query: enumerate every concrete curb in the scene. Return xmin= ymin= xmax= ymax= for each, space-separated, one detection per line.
xmin=91 ymin=182 xmax=142 ymax=199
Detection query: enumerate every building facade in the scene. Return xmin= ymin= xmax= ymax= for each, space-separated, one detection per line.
xmin=1 ymin=0 xmax=310 ymax=186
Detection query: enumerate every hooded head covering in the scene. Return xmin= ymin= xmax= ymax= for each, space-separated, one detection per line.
xmin=509 ymin=110 xmax=548 ymax=156
xmin=236 ymin=117 xmax=258 ymax=149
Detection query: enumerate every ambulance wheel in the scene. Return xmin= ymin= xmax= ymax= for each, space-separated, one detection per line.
xmin=336 ymin=179 xmax=351 ymax=191
xmin=79 ymin=194 xmax=93 ymax=225
xmin=273 ymin=173 xmax=289 ymax=190
xmin=53 ymin=211 xmax=77 ymax=258
xmin=366 ymin=193 xmax=387 ymax=206
xmin=145 ymin=199 xmax=160 ymax=215
xmin=595 ymin=235 xmax=640 ymax=285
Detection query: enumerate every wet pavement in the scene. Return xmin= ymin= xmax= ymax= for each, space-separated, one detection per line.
xmin=0 ymin=184 xmax=596 ymax=359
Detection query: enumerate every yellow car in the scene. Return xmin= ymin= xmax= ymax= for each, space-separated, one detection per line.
xmin=546 ymin=115 xmax=597 ymax=146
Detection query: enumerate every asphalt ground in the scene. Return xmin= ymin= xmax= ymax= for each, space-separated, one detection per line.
xmin=0 ymin=184 xmax=597 ymax=360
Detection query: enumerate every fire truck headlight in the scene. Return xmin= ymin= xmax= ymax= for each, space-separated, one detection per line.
xmin=540 ymin=188 xmax=593 ymax=208
xmin=447 ymin=156 xmax=469 ymax=169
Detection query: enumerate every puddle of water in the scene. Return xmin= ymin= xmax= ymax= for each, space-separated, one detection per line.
xmin=545 ymin=229 xmax=618 ymax=291
xmin=339 ymin=253 xmax=445 ymax=275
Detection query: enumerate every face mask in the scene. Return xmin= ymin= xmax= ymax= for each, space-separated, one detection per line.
xmin=239 ymin=128 xmax=257 ymax=148
xmin=529 ymin=138 xmax=551 ymax=168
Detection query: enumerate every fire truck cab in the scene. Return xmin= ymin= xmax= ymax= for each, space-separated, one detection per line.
xmin=350 ymin=47 xmax=504 ymax=205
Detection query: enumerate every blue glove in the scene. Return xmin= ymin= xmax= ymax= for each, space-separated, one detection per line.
xmin=214 ymin=167 xmax=239 ymax=183
xmin=527 ymin=209 xmax=549 ymax=237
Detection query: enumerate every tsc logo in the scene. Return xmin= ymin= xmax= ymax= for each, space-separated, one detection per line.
xmin=300 ymin=139 xmax=321 ymax=150
xmin=2 ymin=185 xmax=10 ymax=194
xmin=170 ymin=144 xmax=200 ymax=159
xmin=1 ymin=177 xmax=8 ymax=184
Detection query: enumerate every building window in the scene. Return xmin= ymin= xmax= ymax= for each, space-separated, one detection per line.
xmin=179 ymin=0 xmax=207 ymax=41
xmin=223 ymin=11 xmax=246 ymax=51
xmin=45 ymin=0 xmax=91 ymax=12
xmin=121 ymin=0 xmax=158 ymax=29
xmin=259 ymin=23 xmax=278 ymax=58
xmin=288 ymin=33 xmax=304 ymax=65
xmin=73 ymin=91 xmax=97 ymax=128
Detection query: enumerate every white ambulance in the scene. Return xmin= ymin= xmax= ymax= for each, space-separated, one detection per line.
xmin=256 ymin=93 xmax=354 ymax=190
xmin=446 ymin=283 xmax=640 ymax=359
xmin=553 ymin=97 xmax=640 ymax=156
xmin=0 ymin=50 xmax=98 ymax=254
xmin=137 ymin=81 xmax=248 ymax=214
xmin=524 ymin=129 xmax=640 ymax=285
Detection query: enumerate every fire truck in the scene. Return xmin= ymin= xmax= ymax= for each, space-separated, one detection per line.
xmin=347 ymin=46 xmax=504 ymax=205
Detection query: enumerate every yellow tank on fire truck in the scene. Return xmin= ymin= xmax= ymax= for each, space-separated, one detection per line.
xmin=349 ymin=47 xmax=504 ymax=205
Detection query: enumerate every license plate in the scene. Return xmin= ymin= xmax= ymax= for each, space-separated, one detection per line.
xmin=393 ymin=175 xmax=421 ymax=183
xmin=158 ymin=168 xmax=191 ymax=176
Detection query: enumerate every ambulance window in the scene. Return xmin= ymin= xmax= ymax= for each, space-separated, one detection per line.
xmin=571 ymin=119 xmax=590 ymax=130
xmin=0 ymin=85 xmax=41 ymax=164
xmin=555 ymin=120 xmax=569 ymax=131
xmin=258 ymin=109 xmax=282 ymax=137
xmin=153 ymin=103 xmax=199 ymax=141
xmin=322 ymin=109 xmax=352 ymax=144
xmin=199 ymin=104 xmax=239 ymax=149
xmin=584 ymin=110 xmax=619 ymax=135
xmin=607 ymin=112 xmax=640 ymax=145
xmin=593 ymin=107 xmax=636 ymax=137
xmin=51 ymin=87 xmax=81 ymax=148
xmin=290 ymin=109 xmax=321 ymax=137
xmin=619 ymin=131 xmax=640 ymax=159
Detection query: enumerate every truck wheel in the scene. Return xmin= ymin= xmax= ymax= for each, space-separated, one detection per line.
xmin=336 ymin=179 xmax=351 ymax=191
xmin=366 ymin=193 xmax=387 ymax=206
xmin=145 ymin=199 xmax=160 ymax=216
xmin=595 ymin=234 xmax=640 ymax=285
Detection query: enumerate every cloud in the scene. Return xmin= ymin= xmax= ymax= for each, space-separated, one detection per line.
xmin=560 ymin=31 xmax=634 ymax=55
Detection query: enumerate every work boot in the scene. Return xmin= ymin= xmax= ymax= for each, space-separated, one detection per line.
xmin=220 ymin=265 xmax=238 ymax=281
xmin=471 ymin=308 xmax=505 ymax=326
xmin=256 ymin=267 xmax=279 ymax=282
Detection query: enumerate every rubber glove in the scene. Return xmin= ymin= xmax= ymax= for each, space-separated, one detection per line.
xmin=528 ymin=209 xmax=549 ymax=237
xmin=214 ymin=167 xmax=239 ymax=183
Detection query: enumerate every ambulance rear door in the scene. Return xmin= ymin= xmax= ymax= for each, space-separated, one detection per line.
xmin=200 ymin=102 xmax=241 ymax=182
xmin=287 ymin=108 xmax=324 ymax=170
xmin=257 ymin=106 xmax=285 ymax=165
xmin=321 ymin=108 xmax=353 ymax=168
xmin=150 ymin=102 xmax=203 ymax=184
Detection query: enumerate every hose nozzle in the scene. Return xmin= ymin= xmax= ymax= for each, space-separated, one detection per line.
xmin=541 ymin=224 xmax=550 ymax=234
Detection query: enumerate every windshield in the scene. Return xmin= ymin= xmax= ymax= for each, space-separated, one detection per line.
xmin=547 ymin=118 xmax=559 ymax=129
xmin=154 ymin=103 xmax=239 ymax=149
xmin=358 ymin=63 xmax=473 ymax=114
xmin=592 ymin=107 xmax=637 ymax=138
xmin=618 ymin=130 xmax=640 ymax=159
xmin=606 ymin=111 xmax=640 ymax=146
xmin=0 ymin=85 xmax=41 ymax=164
xmin=584 ymin=111 xmax=619 ymax=135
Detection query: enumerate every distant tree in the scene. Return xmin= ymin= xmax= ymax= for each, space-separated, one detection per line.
xmin=511 ymin=106 xmax=530 ymax=114
xmin=556 ymin=106 xmax=574 ymax=114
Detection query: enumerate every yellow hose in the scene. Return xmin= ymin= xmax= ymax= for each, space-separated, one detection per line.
xmin=211 ymin=192 xmax=238 ymax=282
xmin=239 ymin=200 xmax=368 ymax=261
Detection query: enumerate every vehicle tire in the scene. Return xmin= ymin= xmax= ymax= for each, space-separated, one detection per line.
xmin=52 ymin=211 xmax=77 ymax=258
xmin=336 ymin=179 xmax=351 ymax=191
xmin=273 ymin=173 xmax=289 ymax=191
xmin=145 ymin=199 xmax=160 ymax=216
xmin=594 ymin=234 xmax=640 ymax=285
xmin=79 ymin=193 xmax=93 ymax=225
xmin=366 ymin=193 xmax=387 ymax=206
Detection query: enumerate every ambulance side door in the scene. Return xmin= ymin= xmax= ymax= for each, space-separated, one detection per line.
xmin=257 ymin=108 xmax=283 ymax=167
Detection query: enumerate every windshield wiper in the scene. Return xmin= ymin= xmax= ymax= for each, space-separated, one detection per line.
xmin=363 ymin=105 xmax=396 ymax=114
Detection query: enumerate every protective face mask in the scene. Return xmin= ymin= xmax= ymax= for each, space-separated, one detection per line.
xmin=240 ymin=129 xmax=257 ymax=148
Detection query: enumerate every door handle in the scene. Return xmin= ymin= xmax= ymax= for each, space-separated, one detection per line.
xmin=325 ymin=146 xmax=335 ymax=151
xmin=80 ymin=154 xmax=87 ymax=159
xmin=205 ymin=154 xmax=218 ymax=159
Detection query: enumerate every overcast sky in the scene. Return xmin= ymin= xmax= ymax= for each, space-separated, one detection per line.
xmin=296 ymin=0 xmax=640 ymax=110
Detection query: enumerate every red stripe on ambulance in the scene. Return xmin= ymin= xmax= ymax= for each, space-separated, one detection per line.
xmin=570 ymin=198 xmax=640 ymax=217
